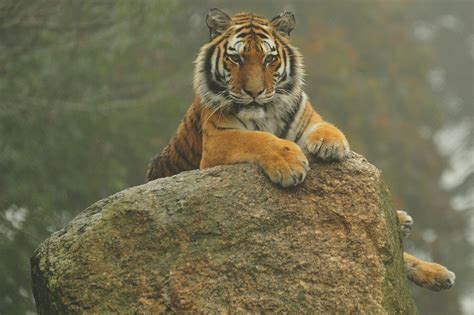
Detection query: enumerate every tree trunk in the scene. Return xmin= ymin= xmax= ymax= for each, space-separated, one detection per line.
xmin=31 ymin=152 xmax=417 ymax=314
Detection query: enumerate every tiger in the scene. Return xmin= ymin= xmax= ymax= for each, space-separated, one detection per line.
xmin=147 ymin=9 xmax=455 ymax=292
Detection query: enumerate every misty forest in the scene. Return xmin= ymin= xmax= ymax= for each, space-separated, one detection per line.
xmin=0 ymin=0 xmax=473 ymax=314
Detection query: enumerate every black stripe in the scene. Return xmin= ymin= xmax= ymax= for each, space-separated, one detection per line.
xmin=182 ymin=134 xmax=192 ymax=151
xmin=272 ymin=31 xmax=296 ymax=79
xmin=162 ymin=148 xmax=179 ymax=175
xmin=223 ymin=60 xmax=230 ymax=72
xmin=232 ymin=113 xmax=248 ymax=129
xmin=283 ymin=44 xmax=296 ymax=77
xmin=278 ymin=43 xmax=287 ymax=83
xmin=249 ymin=24 xmax=268 ymax=33
xmin=216 ymin=46 xmax=228 ymax=84
xmin=210 ymin=120 xmax=237 ymax=132
xmin=215 ymin=47 xmax=226 ymax=84
xmin=203 ymin=40 xmax=227 ymax=95
xmin=192 ymin=112 xmax=202 ymax=134
xmin=237 ymin=32 xmax=251 ymax=38
xmin=209 ymin=120 xmax=218 ymax=129
xmin=277 ymin=81 xmax=295 ymax=94
xmin=234 ymin=25 xmax=251 ymax=33
xmin=277 ymin=93 xmax=303 ymax=139
xmin=250 ymin=119 xmax=260 ymax=130
xmin=294 ymin=108 xmax=312 ymax=143
xmin=255 ymin=32 xmax=269 ymax=39
xmin=277 ymin=45 xmax=296 ymax=93
xmin=183 ymin=113 xmax=194 ymax=132
xmin=182 ymin=133 xmax=199 ymax=157
xmin=234 ymin=23 xmax=268 ymax=34
xmin=215 ymin=46 xmax=222 ymax=79
xmin=173 ymin=142 xmax=194 ymax=168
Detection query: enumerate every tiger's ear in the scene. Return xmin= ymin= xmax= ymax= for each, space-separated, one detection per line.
xmin=271 ymin=11 xmax=296 ymax=37
xmin=206 ymin=8 xmax=231 ymax=40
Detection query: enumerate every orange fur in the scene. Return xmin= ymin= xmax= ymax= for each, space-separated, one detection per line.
xmin=403 ymin=252 xmax=455 ymax=291
xmin=200 ymin=107 xmax=310 ymax=187
xmin=147 ymin=97 xmax=347 ymax=187
xmin=147 ymin=101 xmax=203 ymax=180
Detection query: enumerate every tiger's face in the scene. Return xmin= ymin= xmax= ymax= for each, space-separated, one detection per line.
xmin=225 ymin=34 xmax=278 ymax=106
xmin=194 ymin=10 xmax=303 ymax=119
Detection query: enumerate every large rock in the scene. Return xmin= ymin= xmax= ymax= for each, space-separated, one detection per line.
xmin=31 ymin=152 xmax=417 ymax=314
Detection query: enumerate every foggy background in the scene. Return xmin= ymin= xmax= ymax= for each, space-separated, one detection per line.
xmin=0 ymin=0 xmax=472 ymax=314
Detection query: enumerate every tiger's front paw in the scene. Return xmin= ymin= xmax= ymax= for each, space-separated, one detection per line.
xmin=260 ymin=140 xmax=309 ymax=187
xmin=306 ymin=123 xmax=349 ymax=161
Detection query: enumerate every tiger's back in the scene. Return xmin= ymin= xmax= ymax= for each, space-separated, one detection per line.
xmin=147 ymin=102 xmax=203 ymax=180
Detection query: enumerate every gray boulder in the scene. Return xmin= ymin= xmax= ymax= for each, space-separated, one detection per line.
xmin=31 ymin=152 xmax=417 ymax=314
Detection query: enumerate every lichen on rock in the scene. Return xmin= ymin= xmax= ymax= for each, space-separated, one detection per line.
xmin=31 ymin=152 xmax=417 ymax=314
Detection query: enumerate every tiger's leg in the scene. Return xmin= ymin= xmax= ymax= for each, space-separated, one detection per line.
xmin=201 ymin=119 xmax=309 ymax=187
xmin=404 ymin=252 xmax=455 ymax=291
xmin=396 ymin=211 xmax=456 ymax=291
xmin=295 ymin=101 xmax=350 ymax=161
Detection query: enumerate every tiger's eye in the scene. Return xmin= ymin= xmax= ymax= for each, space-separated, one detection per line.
xmin=264 ymin=54 xmax=276 ymax=64
xmin=228 ymin=54 xmax=241 ymax=64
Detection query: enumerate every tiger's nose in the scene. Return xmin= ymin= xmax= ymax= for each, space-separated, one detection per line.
xmin=243 ymin=87 xmax=265 ymax=98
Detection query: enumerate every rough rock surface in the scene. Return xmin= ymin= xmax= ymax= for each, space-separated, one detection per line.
xmin=31 ymin=152 xmax=417 ymax=314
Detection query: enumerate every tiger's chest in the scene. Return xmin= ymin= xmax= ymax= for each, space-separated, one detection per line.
xmin=236 ymin=110 xmax=286 ymax=135
xmin=230 ymin=95 xmax=307 ymax=142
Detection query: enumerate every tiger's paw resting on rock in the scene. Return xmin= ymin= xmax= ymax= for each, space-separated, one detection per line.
xmin=259 ymin=140 xmax=309 ymax=187
xmin=306 ymin=123 xmax=350 ymax=161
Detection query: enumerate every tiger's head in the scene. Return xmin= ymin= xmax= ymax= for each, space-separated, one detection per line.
xmin=194 ymin=9 xmax=304 ymax=119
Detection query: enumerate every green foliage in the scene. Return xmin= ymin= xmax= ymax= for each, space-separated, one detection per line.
xmin=0 ymin=1 xmax=471 ymax=314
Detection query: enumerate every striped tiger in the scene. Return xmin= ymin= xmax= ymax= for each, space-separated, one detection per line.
xmin=147 ymin=9 xmax=455 ymax=291
xmin=148 ymin=9 xmax=349 ymax=185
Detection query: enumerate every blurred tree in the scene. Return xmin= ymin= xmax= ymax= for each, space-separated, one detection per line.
xmin=0 ymin=1 xmax=471 ymax=314
xmin=0 ymin=1 xmax=181 ymax=313
xmin=409 ymin=0 xmax=474 ymax=313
